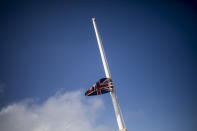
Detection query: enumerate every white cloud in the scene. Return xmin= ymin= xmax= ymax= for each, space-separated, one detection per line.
xmin=0 ymin=90 xmax=112 ymax=131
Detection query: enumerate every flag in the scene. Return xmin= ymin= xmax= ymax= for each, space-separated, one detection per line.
xmin=85 ymin=78 xmax=114 ymax=96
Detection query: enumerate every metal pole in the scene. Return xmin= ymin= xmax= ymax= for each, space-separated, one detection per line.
xmin=92 ymin=18 xmax=126 ymax=131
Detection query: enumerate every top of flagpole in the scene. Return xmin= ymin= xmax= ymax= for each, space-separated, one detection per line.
xmin=92 ymin=18 xmax=111 ymax=78
xmin=92 ymin=18 xmax=96 ymax=21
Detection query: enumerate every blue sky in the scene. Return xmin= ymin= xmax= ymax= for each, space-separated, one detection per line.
xmin=0 ymin=1 xmax=196 ymax=131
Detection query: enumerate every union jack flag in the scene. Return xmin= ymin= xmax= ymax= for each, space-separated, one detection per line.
xmin=85 ymin=78 xmax=114 ymax=96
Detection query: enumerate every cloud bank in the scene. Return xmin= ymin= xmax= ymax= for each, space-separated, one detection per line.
xmin=0 ymin=91 xmax=111 ymax=131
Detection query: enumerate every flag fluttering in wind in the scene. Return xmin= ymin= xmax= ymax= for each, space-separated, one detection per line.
xmin=85 ymin=78 xmax=114 ymax=96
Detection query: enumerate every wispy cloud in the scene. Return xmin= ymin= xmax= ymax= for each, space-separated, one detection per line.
xmin=0 ymin=90 xmax=112 ymax=131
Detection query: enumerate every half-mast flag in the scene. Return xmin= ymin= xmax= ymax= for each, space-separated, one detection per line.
xmin=85 ymin=78 xmax=114 ymax=96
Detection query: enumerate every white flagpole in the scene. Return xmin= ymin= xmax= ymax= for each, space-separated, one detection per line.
xmin=92 ymin=18 xmax=127 ymax=131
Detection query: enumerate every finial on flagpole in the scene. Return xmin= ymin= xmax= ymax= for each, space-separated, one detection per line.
xmin=92 ymin=18 xmax=96 ymax=21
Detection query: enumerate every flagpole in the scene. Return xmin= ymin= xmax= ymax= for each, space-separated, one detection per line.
xmin=92 ymin=18 xmax=127 ymax=131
